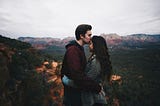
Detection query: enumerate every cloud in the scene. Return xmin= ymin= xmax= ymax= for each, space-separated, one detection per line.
xmin=0 ymin=0 xmax=160 ymax=38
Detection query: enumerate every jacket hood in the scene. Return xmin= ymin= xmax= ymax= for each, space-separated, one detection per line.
xmin=66 ymin=40 xmax=84 ymax=51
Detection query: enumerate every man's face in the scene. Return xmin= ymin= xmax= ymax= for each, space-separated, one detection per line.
xmin=81 ymin=30 xmax=92 ymax=44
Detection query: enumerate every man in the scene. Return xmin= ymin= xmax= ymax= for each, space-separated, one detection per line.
xmin=61 ymin=24 xmax=101 ymax=106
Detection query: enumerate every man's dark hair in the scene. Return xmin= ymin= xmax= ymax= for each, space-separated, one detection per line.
xmin=75 ymin=24 xmax=92 ymax=40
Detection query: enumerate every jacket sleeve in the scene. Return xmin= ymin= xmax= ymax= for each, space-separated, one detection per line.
xmin=66 ymin=46 xmax=101 ymax=93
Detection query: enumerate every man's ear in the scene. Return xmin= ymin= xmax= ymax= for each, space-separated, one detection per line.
xmin=80 ymin=34 xmax=84 ymax=39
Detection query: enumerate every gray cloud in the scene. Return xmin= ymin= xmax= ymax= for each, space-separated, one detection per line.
xmin=0 ymin=0 xmax=160 ymax=38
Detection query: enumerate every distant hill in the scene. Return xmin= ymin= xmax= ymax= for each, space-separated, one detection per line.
xmin=18 ymin=34 xmax=160 ymax=48
xmin=18 ymin=34 xmax=160 ymax=58
xmin=18 ymin=36 xmax=75 ymax=60
xmin=101 ymin=33 xmax=160 ymax=46
xmin=18 ymin=36 xmax=74 ymax=49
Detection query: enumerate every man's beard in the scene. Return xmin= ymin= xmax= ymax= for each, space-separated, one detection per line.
xmin=83 ymin=39 xmax=90 ymax=45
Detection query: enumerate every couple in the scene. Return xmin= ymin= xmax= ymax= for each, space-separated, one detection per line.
xmin=61 ymin=24 xmax=112 ymax=106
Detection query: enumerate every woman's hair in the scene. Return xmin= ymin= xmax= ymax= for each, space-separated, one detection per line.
xmin=75 ymin=24 xmax=92 ymax=40
xmin=91 ymin=36 xmax=112 ymax=82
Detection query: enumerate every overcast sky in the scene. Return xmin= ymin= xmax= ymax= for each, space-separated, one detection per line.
xmin=0 ymin=0 xmax=160 ymax=39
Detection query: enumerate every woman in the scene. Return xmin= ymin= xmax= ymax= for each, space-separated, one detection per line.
xmin=62 ymin=36 xmax=112 ymax=106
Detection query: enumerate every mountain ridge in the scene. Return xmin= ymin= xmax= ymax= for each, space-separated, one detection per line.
xmin=17 ymin=33 xmax=160 ymax=49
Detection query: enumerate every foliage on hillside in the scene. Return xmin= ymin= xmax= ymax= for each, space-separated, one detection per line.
xmin=109 ymin=42 xmax=160 ymax=106
xmin=0 ymin=35 xmax=31 ymax=50
xmin=0 ymin=36 xmax=52 ymax=106
xmin=39 ymin=45 xmax=65 ymax=61
xmin=1 ymin=35 xmax=160 ymax=106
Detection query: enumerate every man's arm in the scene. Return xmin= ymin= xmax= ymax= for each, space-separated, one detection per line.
xmin=66 ymin=46 xmax=101 ymax=93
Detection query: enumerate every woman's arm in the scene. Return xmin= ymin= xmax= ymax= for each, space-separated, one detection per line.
xmin=62 ymin=75 xmax=75 ymax=87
